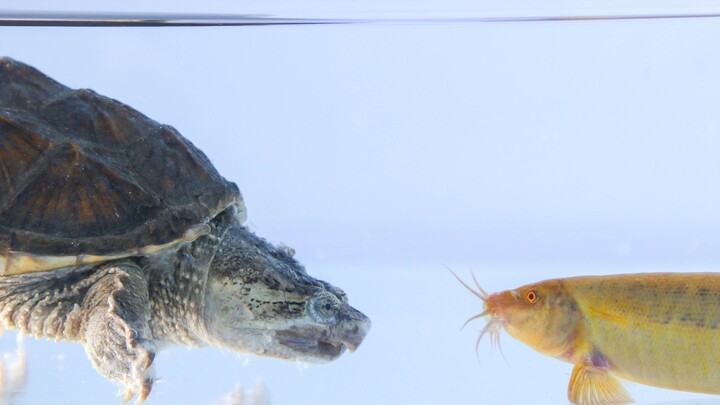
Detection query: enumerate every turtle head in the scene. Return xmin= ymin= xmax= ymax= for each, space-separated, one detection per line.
xmin=201 ymin=224 xmax=371 ymax=363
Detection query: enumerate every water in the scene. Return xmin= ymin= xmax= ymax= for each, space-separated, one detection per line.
xmin=1 ymin=6 xmax=720 ymax=404
xmin=2 ymin=265 xmax=720 ymax=404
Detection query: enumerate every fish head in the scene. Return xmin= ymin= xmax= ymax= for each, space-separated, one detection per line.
xmin=486 ymin=279 xmax=581 ymax=358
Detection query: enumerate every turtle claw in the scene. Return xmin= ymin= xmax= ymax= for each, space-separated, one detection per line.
xmin=119 ymin=378 xmax=154 ymax=404
xmin=136 ymin=379 xmax=153 ymax=404
xmin=121 ymin=389 xmax=133 ymax=403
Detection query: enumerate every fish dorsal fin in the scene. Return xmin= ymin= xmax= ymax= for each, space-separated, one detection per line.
xmin=568 ymin=362 xmax=633 ymax=405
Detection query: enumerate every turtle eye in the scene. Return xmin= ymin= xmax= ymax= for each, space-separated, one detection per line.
xmin=526 ymin=290 xmax=538 ymax=303
xmin=309 ymin=294 xmax=339 ymax=324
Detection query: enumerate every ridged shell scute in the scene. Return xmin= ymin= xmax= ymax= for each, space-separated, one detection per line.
xmin=0 ymin=57 xmax=243 ymax=274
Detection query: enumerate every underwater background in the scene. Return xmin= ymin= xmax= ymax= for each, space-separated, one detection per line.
xmin=1 ymin=1 xmax=720 ymax=403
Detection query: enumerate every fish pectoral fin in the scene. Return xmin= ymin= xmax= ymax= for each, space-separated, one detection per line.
xmin=568 ymin=363 xmax=633 ymax=405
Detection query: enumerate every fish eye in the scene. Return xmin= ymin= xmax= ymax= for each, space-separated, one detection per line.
xmin=526 ymin=290 xmax=538 ymax=303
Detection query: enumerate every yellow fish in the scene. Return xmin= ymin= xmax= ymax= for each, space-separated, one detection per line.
xmin=455 ymin=272 xmax=720 ymax=405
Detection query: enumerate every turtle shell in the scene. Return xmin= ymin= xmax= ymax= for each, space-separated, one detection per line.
xmin=0 ymin=57 xmax=244 ymax=275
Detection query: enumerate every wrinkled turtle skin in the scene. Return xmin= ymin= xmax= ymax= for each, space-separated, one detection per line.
xmin=0 ymin=57 xmax=370 ymax=402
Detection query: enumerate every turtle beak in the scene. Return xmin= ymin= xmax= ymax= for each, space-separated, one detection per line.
xmin=274 ymin=303 xmax=371 ymax=361
xmin=338 ymin=307 xmax=371 ymax=353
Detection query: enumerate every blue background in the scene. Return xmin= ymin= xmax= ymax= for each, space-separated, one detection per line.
xmin=1 ymin=4 xmax=720 ymax=404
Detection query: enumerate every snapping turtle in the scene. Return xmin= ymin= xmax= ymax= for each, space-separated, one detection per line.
xmin=0 ymin=57 xmax=370 ymax=402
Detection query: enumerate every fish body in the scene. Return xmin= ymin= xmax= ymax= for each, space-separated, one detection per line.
xmin=459 ymin=272 xmax=720 ymax=404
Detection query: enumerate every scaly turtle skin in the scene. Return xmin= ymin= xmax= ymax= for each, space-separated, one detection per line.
xmin=0 ymin=57 xmax=370 ymax=402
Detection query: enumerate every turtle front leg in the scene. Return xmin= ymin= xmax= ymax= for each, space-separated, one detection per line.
xmin=82 ymin=264 xmax=156 ymax=404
